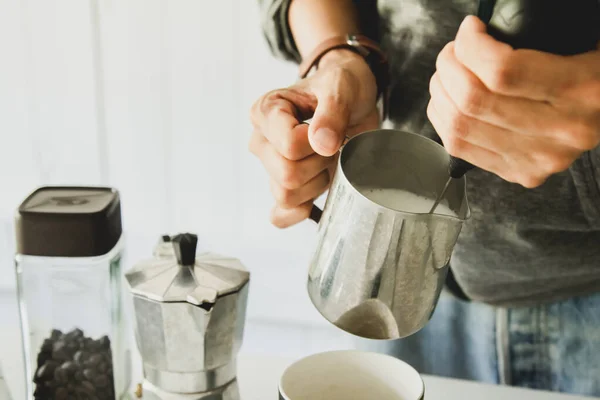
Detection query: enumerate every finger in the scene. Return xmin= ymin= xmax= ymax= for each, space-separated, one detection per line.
xmin=248 ymin=129 xmax=264 ymax=157
xmin=453 ymin=16 xmax=577 ymax=102
xmin=427 ymin=96 xmax=510 ymax=176
xmin=429 ymin=80 xmax=580 ymax=187
xmin=261 ymin=143 xmax=333 ymax=190
xmin=430 ymin=73 xmax=558 ymax=162
xmin=270 ymin=170 xmax=330 ymax=209
xmin=308 ymin=94 xmax=352 ymax=156
xmin=270 ymin=202 xmax=314 ymax=229
xmin=252 ymin=89 xmax=317 ymax=160
xmin=308 ymin=67 xmax=361 ymax=156
xmin=435 ymin=44 xmax=562 ymax=140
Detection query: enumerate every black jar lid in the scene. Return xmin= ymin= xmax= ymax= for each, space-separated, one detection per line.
xmin=15 ymin=186 xmax=123 ymax=257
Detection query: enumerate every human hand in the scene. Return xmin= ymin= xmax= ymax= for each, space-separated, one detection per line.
xmin=428 ymin=16 xmax=600 ymax=188
xmin=249 ymin=50 xmax=379 ymax=227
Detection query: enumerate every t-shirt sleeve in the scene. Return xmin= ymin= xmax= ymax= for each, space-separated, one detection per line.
xmin=258 ymin=0 xmax=301 ymax=63
xmin=257 ymin=0 xmax=381 ymax=64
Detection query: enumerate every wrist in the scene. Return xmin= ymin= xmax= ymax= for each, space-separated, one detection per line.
xmin=318 ymin=48 xmax=367 ymax=69
xmin=298 ymin=34 xmax=390 ymax=118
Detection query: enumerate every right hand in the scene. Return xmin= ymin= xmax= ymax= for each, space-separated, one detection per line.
xmin=249 ymin=49 xmax=380 ymax=228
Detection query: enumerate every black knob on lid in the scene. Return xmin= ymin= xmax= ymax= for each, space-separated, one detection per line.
xmin=172 ymin=233 xmax=198 ymax=266
xmin=161 ymin=235 xmax=171 ymax=242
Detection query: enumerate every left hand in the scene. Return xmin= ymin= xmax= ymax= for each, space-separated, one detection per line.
xmin=427 ymin=16 xmax=600 ymax=188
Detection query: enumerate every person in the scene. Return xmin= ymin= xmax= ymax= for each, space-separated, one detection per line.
xmin=249 ymin=0 xmax=600 ymax=396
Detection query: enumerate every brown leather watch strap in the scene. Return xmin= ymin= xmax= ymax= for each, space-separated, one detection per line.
xmin=297 ymin=34 xmax=390 ymax=118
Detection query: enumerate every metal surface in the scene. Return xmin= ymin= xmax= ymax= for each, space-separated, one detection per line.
xmin=308 ymin=129 xmax=470 ymax=340
xmin=141 ymin=379 xmax=239 ymax=400
xmin=125 ymin=239 xmax=249 ymax=396
xmin=126 ymin=252 xmax=250 ymax=304
xmin=429 ymin=176 xmax=452 ymax=214
xmin=153 ymin=235 xmax=176 ymax=258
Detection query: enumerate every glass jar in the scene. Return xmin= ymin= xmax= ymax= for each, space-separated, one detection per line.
xmin=15 ymin=187 xmax=130 ymax=400
xmin=0 ymin=364 xmax=12 ymax=400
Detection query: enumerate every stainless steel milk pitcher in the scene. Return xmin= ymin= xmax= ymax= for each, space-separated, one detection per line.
xmin=307 ymin=129 xmax=470 ymax=340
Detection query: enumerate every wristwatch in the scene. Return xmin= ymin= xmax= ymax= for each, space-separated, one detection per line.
xmin=298 ymin=34 xmax=391 ymax=119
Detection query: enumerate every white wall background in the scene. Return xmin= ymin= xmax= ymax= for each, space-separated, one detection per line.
xmin=0 ymin=0 xmax=366 ymax=365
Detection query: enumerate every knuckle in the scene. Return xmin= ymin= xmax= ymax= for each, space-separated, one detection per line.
xmin=278 ymin=124 xmax=303 ymax=160
xmin=280 ymin=139 xmax=299 ymax=160
xmin=319 ymin=93 xmax=350 ymax=116
xmin=456 ymin=82 xmax=487 ymax=117
xmin=248 ymin=131 xmax=260 ymax=155
xmin=279 ymin=161 xmax=302 ymax=189
xmin=444 ymin=136 xmax=465 ymax=157
xmin=426 ymin=101 xmax=435 ymax=120
xmin=487 ymin=55 xmax=518 ymax=93
xmin=273 ymin=187 xmax=294 ymax=208
xmin=567 ymin=119 xmax=599 ymax=150
xmin=448 ymin=110 xmax=471 ymax=140
xmin=252 ymin=90 xmax=275 ymax=115
xmin=590 ymin=80 xmax=600 ymax=105
xmin=270 ymin=213 xmax=289 ymax=229
xmin=249 ymin=98 xmax=261 ymax=125
xmin=538 ymin=152 xmax=570 ymax=175
xmin=275 ymin=189 xmax=295 ymax=208
xmin=518 ymin=173 xmax=546 ymax=189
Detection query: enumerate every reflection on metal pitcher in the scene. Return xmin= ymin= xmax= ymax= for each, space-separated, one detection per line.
xmin=307 ymin=129 xmax=470 ymax=340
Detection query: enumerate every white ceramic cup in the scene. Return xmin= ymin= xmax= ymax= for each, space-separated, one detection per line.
xmin=278 ymin=350 xmax=425 ymax=400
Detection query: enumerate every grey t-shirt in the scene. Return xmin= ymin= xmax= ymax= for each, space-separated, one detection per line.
xmin=258 ymin=0 xmax=600 ymax=307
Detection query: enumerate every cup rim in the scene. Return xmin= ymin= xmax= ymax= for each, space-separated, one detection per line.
xmin=278 ymin=349 xmax=425 ymax=400
xmin=338 ymin=128 xmax=471 ymax=222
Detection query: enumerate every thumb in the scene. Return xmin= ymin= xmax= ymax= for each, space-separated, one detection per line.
xmin=308 ymin=96 xmax=350 ymax=156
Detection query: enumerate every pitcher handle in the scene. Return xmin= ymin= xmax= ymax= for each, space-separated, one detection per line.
xmin=309 ymin=205 xmax=323 ymax=224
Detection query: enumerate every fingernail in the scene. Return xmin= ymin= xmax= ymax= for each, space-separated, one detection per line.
xmin=313 ymin=128 xmax=339 ymax=154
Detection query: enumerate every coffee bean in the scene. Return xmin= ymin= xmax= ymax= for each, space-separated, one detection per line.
xmin=83 ymin=368 xmax=96 ymax=381
xmin=61 ymin=361 xmax=77 ymax=376
xmin=74 ymin=350 xmax=89 ymax=364
xmin=66 ymin=328 xmax=84 ymax=339
xmin=33 ymin=385 xmax=50 ymax=398
xmin=35 ymin=360 xmax=58 ymax=382
xmin=97 ymin=362 xmax=107 ymax=373
xmin=94 ymin=374 xmax=109 ymax=388
xmin=37 ymin=352 xmax=51 ymax=368
xmin=74 ymin=370 xmax=84 ymax=381
xmin=52 ymin=341 xmax=70 ymax=362
xmin=56 ymin=387 xmax=69 ymax=400
xmin=88 ymin=354 xmax=103 ymax=365
xmin=80 ymin=380 xmax=96 ymax=393
xmin=35 ymin=328 xmax=116 ymax=399
xmin=51 ymin=329 xmax=63 ymax=340
xmin=41 ymin=339 xmax=53 ymax=353
xmin=54 ymin=367 xmax=68 ymax=384
xmin=86 ymin=339 xmax=101 ymax=352
xmin=98 ymin=336 xmax=110 ymax=349
xmin=66 ymin=341 xmax=79 ymax=354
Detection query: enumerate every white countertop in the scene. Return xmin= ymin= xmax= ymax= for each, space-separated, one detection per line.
xmin=0 ymin=290 xmax=596 ymax=400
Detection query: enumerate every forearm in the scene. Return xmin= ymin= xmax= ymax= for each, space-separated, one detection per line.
xmin=289 ymin=0 xmax=361 ymax=59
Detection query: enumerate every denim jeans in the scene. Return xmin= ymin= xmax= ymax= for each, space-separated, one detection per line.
xmin=355 ymin=289 xmax=600 ymax=396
